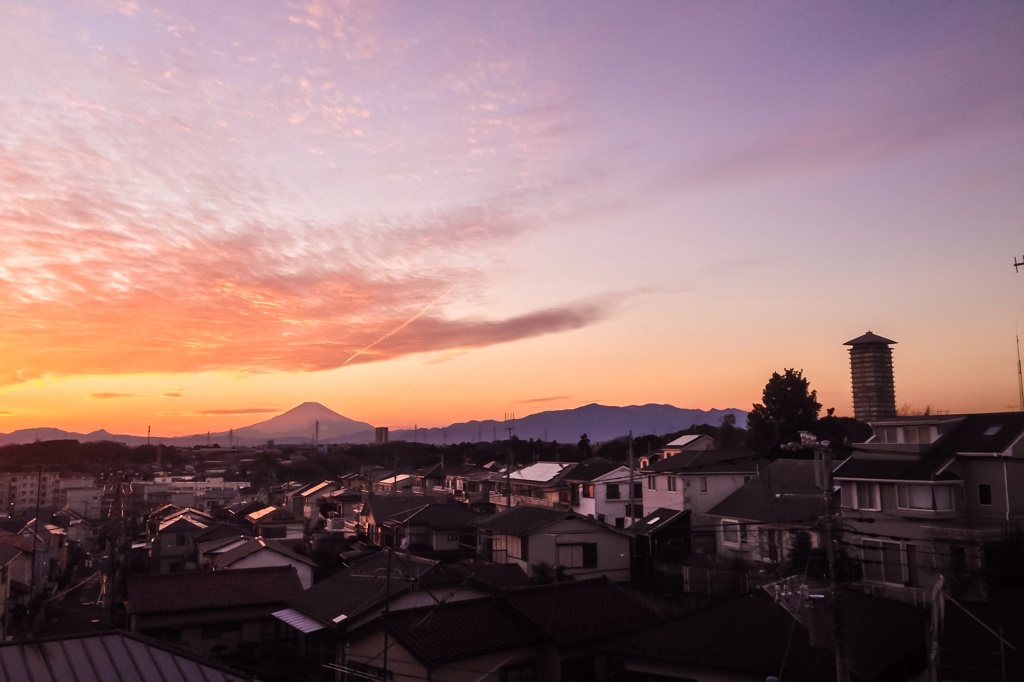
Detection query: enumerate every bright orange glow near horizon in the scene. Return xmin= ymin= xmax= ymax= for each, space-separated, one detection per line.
xmin=2 ymin=2 xmax=1024 ymax=439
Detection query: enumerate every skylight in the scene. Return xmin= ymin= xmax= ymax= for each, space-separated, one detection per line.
xmin=983 ymin=425 xmax=1002 ymax=437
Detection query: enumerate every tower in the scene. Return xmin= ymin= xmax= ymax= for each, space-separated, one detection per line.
xmin=844 ymin=331 xmax=897 ymax=421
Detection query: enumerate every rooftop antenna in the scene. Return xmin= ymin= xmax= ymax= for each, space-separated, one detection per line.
xmin=1014 ymin=255 xmax=1024 ymax=272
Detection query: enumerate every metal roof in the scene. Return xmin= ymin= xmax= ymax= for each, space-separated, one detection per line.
xmin=0 ymin=632 xmax=257 ymax=681
xmin=272 ymin=607 xmax=326 ymax=634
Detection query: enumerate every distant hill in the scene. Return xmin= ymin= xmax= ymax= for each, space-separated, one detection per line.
xmin=386 ymin=403 xmax=746 ymax=445
xmin=0 ymin=402 xmax=746 ymax=447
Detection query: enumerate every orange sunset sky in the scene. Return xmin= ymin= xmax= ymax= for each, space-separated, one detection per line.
xmin=2 ymin=1 xmax=1024 ymax=438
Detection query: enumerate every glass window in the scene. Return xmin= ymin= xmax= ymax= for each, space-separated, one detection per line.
xmin=606 ymin=483 xmax=620 ymax=499
xmin=979 ymin=484 xmax=993 ymax=506
xmin=667 ymin=476 xmax=678 ymax=492
xmin=647 ymin=476 xmax=656 ymax=491
xmin=557 ymin=543 xmax=597 ymax=568
xmin=699 ymin=476 xmax=708 ymax=493
xmin=855 ymin=482 xmax=880 ymax=510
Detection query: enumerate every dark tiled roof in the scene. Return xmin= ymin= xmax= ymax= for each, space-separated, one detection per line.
xmin=213 ymin=537 xmax=317 ymax=570
xmin=931 ymin=412 xmax=1024 ymax=456
xmin=472 ymin=506 xmax=575 ymax=535
xmin=387 ymin=503 xmax=482 ymax=528
xmin=606 ymin=590 xmax=837 ymax=681
xmin=833 ymin=456 xmax=957 ymax=482
xmin=363 ymin=495 xmax=431 ymax=523
xmin=447 ymin=562 xmax=530 ymax=590
xmin=561 ymin=458 xmax=623 ymax=482
xmin=629 ymin=508 xmax=691 ymax=536
xmin=707 ymin=459 xmax=823 ymax=523
xmin=385 ymin=598 xmax=540 ymax=666
xmin=288 ymin=550 xmax=437 ymax=626
xmin=502 ymin=577 xmax=661 ymax=646
xmin=645 ymin=449 xmax=760 ymax=474
xmin=0 ymin=632 xmax=256 ymax=682
xmin=127 ymin=566 xmax=302 ymax=614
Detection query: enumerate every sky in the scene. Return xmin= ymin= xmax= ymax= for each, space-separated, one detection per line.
xmin=2 ymin=0 xmax=1024 ymax=437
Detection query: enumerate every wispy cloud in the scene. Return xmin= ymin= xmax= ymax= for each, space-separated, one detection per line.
xmin=160 ymin=407 xmax=280 ymax=417
xmin=86 ymin=393 xmax=142 ymax=401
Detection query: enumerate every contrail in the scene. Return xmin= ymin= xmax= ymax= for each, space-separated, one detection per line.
xmin=342 ymin=279 xmax=464 ymax=367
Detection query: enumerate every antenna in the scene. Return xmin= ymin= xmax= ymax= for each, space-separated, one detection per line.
xmin=1015 ymin=255 xmax=1024 ymax=272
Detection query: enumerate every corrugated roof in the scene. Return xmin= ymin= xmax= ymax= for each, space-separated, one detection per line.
xmin=0 ymin=632 xmax=257 ymax=681
xmin=272 ymin=607 xmax=326 ymax=634
xmin=508 ymin=462 xmax=571 ymax=483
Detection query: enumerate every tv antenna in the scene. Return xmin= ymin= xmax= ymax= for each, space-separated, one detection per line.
xmin=1015 ymin=255 xmax=1024 ymax=272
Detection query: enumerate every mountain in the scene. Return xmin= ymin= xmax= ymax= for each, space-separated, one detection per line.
xmin=387 ymin=403 xmax=747 ymax=445
xmin=229 ymin=402 xmax=374 ymax=444
xmin=0 ymin=402 xmax=746 ymax=447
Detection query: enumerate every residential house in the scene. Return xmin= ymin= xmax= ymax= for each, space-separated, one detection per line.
xmin=474 ymin=505 xmax=632 ymax=582
xmin=606 ymin=587 xmax=927 ymax=682
xmin=285 ymin=480 xmax=342 ymax=527
xmin=490 ymin=461 xmax=576 ymax=512
xmin=319 ymin=488 xmax=363 ymax=534
xmin=213 ymin=537 xmax=318 ymax=589
xmin=357 ymin=494 xmax=445 ymax=546
xmin=376 ymin=503 xmax=483 ymax=561
xmin=148 ymin=507 xmax=215 ymax=573
xmin=639 ymin=434 xmax=716 ymax=468
xmin=411 ymin=463 xmax=447 ymax=496
xmin=244 ymin=505 xmax=306 ymax=540
xmin=834 ymin=411 xmax=1024 ymax=600
xmin=342 ymin=577 xmax=661 ymax=682
xmin=126 ymin=565 xmax=303 ymax=658
xmin=642 ymin=449 xmax=760 ymax=553
xmin=272 ymin=549 xmax=496 ymax=680
xmin=565 ymin=458 xmax=640 ymax=528
xmin=706 ymin=459 xmax=824 ymax=568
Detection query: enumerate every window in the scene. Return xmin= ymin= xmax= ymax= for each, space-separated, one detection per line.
xmin=896 ymin=483 xmax=954 ymax=511
xmin=647 ymin=476 xmax=656 ymax=491
xmin=979 ymin=484 xmax=993 ymax=506
xmin=847 ymin=482 xmax=880 ymax=510
xmin=557 ymin=543 xmax=597 ymax=568
xmin=861 ymin=539 xmax=905 ymax=584
xmin=721 ymin=519 xmax=748 ymax=547
xmin=634 ymin=482 xmax=643 ymax=499
xmin=699 ymin=476 xmax=708 ymax=493
xmin=903 ymin=425 xmax=933 ymax=444
xmin=605 ymin=483 xmax=620 ymax=499
xmin=667 ymin=476 xmax=678 ymax=492
xmin=581 ymin=484 xmax=594 ymax=499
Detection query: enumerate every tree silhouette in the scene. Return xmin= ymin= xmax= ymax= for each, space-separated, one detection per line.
xmin=747 ymin=368 xmax=821 ymax=452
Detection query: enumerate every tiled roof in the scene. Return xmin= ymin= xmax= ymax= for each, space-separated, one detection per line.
xmin=127 ymin=566 xmax=303 ymax=614
xmin=472 ymin=506 xmax=575 ymax=535
xmin=629 ymin=508 xmax=691 ymax=536
xmin=561 ymin=458 xmax=623 ymax=482
xmin=833 ymin=456 xmax=958 ymax=482
xmin=446 ymin=562 xmax=530 ymax=590
xmin=606 ymin=590 xmax=837 ymax=681
xmin=385 ymin=598 xmax=539 ymax=666
xmin=844 ymin=331 xmax=897 ymax=345
xmin=707 ymin=459 xmax=823 ymax=523
xmin=287 ymin=550 xmax=437 ymax=626
xmin=213 ymin=537 xmax=317 ymax=570
xmin=0 ymin=632 xmax=256 ymax=682
xmin=645 ymin=449 xmax=760 ymax=474
xmin=387 ymin=503 xmax=482 ymax=528
xmin=931 ymin=412 xmax=1024 ymax=456
xmin=502 ymin=578 xmax=661 ymax=646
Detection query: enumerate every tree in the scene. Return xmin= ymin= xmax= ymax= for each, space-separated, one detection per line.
xmin=747 ymin=368 xmax=821 ymax=452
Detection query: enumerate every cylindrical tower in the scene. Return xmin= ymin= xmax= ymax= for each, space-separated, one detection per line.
xmin=844 ymin=331 xmax=897 ymax=422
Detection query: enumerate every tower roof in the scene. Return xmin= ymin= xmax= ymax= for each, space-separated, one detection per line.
xmin=844 ymin=331 xmax=897 ymax=346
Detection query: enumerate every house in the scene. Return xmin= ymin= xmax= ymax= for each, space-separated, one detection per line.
xmin=0 ymin=543 xmax=31 ymax=639
xmin=490 ymin=461 xmax=576 ymax=512
xmin=149 ymin=508 xmax=213 ymax=573
xmin=213 ymin=537 xmax=318 ymax=589
xmin=642 ymin=449 xmax=759 ymax=553
xmin=285 ymin=480 xmax=341 ymax=527
xmin=629 ymin=507 xmax=693 ymax=580
xmin=319 ymin=488 xmax=363 ymax=534
xmin=271 ymin=549 xmax=497 ymax=679
xmin=341 ymin=577 xmax=662 ymax=682
xmin=474 ymin=505 xmax=632 ymax=582
xmin=639 ymin=433 xmax=716 ymax=468
xmin=357 ymin=494 xmax=445 ymax=546
xmin=706 ymin=459 xmax=824 ymax=567
xmin=605 ymin=587 xmax=927 ymax=682
xmin=244 ymin=505 xmax=306 ymax=539
xmin=0 ymin=631 xmax=259 ymax=682
xmin=564 ymin=458 xmax=639 ymax=528
xmin=834 ymin=411 xmax=1024 ymax=600
xmin=126 ymin=565 xmax=303 ymax=658
xmin=376 ymin=502 xmax=483 ymax=561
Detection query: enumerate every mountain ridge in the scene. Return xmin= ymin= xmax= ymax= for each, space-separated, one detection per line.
xmin=0 ymin=401 xmax=747 ymax=447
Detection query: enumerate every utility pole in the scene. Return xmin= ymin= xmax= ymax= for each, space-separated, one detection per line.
xmin=627 ymin=431 xmax=636 ymax=527
xmin=781 ymin=432 xmax=849 ymax=682
xmin=505 ymin=413 xmax=515 ymax=508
